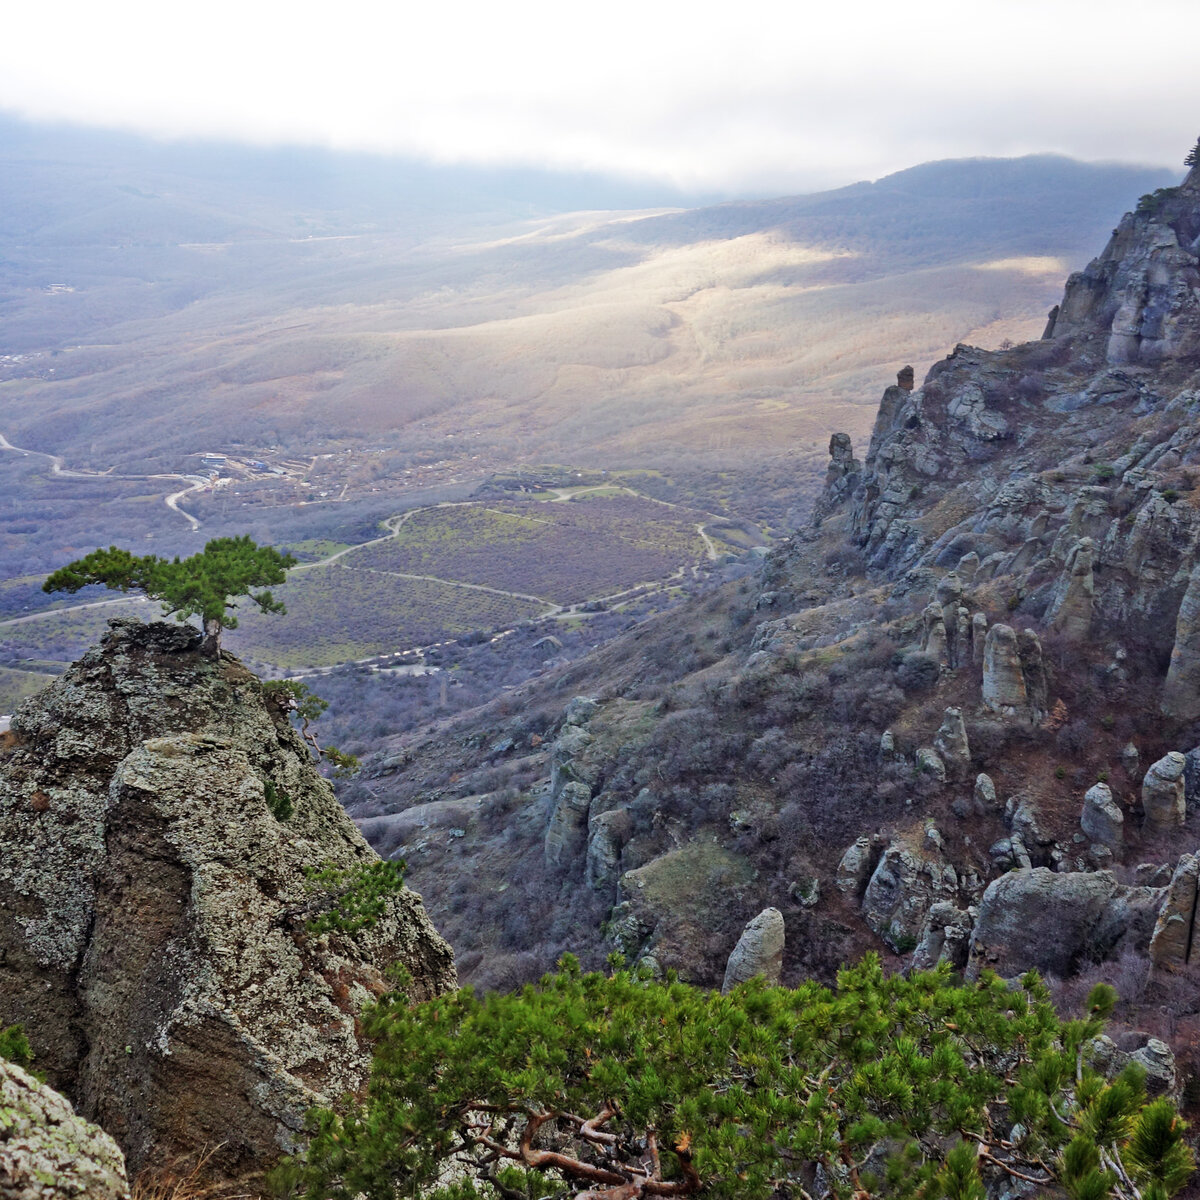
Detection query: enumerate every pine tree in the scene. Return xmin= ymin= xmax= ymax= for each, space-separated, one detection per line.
xmin=43 ymin=536 xmax=296 ymax=655
xmin=273 ymin=961 xmax=1194 ymax=1200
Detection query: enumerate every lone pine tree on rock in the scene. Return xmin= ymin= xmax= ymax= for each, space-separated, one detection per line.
xmin=43 ymin=535 xmax=296 ymax=655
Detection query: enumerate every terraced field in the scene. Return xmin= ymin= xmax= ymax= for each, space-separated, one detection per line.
xmin=346 ymin=494 xmax=708 ymax=604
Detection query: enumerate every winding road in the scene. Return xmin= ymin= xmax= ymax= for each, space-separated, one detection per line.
xmin=0 ymin=432 xmax=207 ymax=531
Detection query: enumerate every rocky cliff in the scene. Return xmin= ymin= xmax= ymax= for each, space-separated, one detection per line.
xmin=0 ymin=619 xmax=455 ymax=1177
xmin=349 ymin=154 xmax=1200 ymax=1034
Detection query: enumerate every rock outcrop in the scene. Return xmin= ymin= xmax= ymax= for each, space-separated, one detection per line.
xmin=1046 ymin=537 xmax=1096 ymax=640
xmin=721 ymin=907 xmax=785 ymax=992
xmin=0 ymin=1059 xmax=130 ymax=1200
xmin=1149 ymin=853 xmax=1200 ymax=967
xmin=981 ymin=624 xmax=1027 ymax=716
xmin=0 ymin=620 xmax=456 ymax=1176
xmin=1164 ymin=565 xmax=1200 ymax=719
xmin=967 ymin=868 xmax=1163 ymax=978
xmin=1142 ymin=752 xmax=1187 ymax=833
xmin=1081 ymin=782 xmax=1124 ymax=849
xmin=932 ymin=707 xmax=970 ymax=781
xmin=545 ymin=780 xmax=592 ymax=869
xmin=861 ymin=834 xmax=959 ymax=953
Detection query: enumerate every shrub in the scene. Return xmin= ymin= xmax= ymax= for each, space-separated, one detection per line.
xmin=897 ymin=651 xmax=940 ymax=692
xmin=275 ymin=959 xmax=1194 ymax=1200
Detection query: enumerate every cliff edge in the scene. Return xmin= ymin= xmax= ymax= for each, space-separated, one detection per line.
xmin=0 ymin=618 xmax=456 ymax=1176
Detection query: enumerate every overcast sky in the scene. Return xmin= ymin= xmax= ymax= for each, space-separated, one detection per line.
xmin=2 ymin=0 xmax=1197 ymax=194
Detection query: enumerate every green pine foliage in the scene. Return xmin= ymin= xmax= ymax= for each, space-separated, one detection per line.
xmin=303 ymin=860 xmax=407 ymax=936
xmin=273 ymin=956 xmax=1194 ymax=1200
xmin=263 ymin=779 xmax=294 ymax=822
xmin=43 ymin=535 xmax=296 ymax=652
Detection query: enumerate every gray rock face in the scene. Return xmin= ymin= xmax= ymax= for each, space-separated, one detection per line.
xmin=1081 ymin=782 xmax=1124 ymax=849
xmin=1149 ymin=853 xmax=1200 ymax=966
xmin=967 ymin=868 xmax=1163 ymax=978
xmin=1052 ymin=172 xmax=1200 ymax=365
xmin=1163 ymin=564 xmax=1200 ymax=720
xmin=550 ymin=723 xmax=596 ymax=796
xmin=0 ymin=1059 xmax=130 ymax=1199
xmin=835 ymin=836 xmax=878 ymax=898
xmin=910 ymin=901 xmax=973 ymax=971
xmin=932 ymin=707 xmax=970 ymax=781
xmin=921 ymin=601 xmax=950 ymax=666
xmin=721 ymin=907 xmax=785 ymax=992
xmin=0 ymin=621 xmax=456 ymax=1176
xmin=1142 ymin=752 xmax=1187 ymax=833
xmin=861 ymin=836 xmax=958 ymax=952
xmin=1046 ymin=537 xmax=1096 ymax=641
xmin=564 ymin=696 xmax=600 ymax=726
xmin=982 ymin=624 xmax=1027 ymax=715
xmin=545 ymin=781 xmax=593 ymax=869
xmin=586 ymin=808 xmax=630 ymax=892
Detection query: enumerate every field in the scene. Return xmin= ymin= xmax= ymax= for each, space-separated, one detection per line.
xmin=344 ymin=495 xmax=708 ymax=605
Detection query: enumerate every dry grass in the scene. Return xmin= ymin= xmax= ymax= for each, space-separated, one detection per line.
xmin=130 ymin=1146 xmax=266 ymax=1200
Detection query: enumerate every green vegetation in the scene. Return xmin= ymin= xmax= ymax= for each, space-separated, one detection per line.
xmin=1092 ymin=463 xmax=1117 ymax=481
xmin=304 ymin=860 xmax=407 ymax=936
xmin=263 ymin=780 xmax=294 ymax=822
xmin=43 ymin=536 xmax=296 ymax=655
xmin=0 ymin=1023 xmax=36 ymax=1074
xmin=0 ymin=666 xmax=51 ymax=714
xmin=262 ymin=679 xmax=361 ymax=777
xmin=275 ymin=958 xmax=1192 ymax=1200
xmin=1136 ymin=188 xmax=1181 ymax=218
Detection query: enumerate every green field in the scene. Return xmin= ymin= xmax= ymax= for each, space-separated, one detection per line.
xmin=0 ymin=666 xmax=54 ymax=715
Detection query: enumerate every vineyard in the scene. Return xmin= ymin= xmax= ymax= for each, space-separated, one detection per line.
xmin=344 ymin=494 xmax=708 ymax=604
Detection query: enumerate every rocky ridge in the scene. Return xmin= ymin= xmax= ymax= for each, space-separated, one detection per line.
xmin=348 ymin=155 xmax=1200 ymax=1041
xmin=0 ymin=619 xmax=455 ymax=1178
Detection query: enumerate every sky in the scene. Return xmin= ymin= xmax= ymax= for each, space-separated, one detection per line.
xmin=3 ymin=0 xmax=1198 ymax=195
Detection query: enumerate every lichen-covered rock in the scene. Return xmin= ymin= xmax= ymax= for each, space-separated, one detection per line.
xmin=549 ymin=723 xmax=596 ymax=796
xmin=966 ymin=868 xmax=1163 ymax=978
xmin=1142 ymin=752 xmax=1187 ymax=833
xmin=932 ymin=707 xmax=970 ymax=781
xmin=721 ymin=907 xmax=784 ymax=992
xmin=1081 ymin=782 xmax=1124 ymax=849
xmin=981 ymin=624 xmax=1027 ymax=715
xmin=545 ymin=781 xmax=593 ymax=869
xmin=1149 ymin=853 xmax=1200 ymax=966
xmin=974 ymin=773 xmax=997 ymax=811
xmin=1130 ymin=1038 xmax=1179 ymax=1100
xmin=861 ymin=836 xmax=958 ymax=953
xmin=0 ymin=621 xmax=455 ymax=1176
xmin=563 ymin=696 xmax=599 ymax=726
xmin=0 ymin=1059 xmax=130 ymax=1199
xmin=916 ymin=746 xmax=946 ymax=784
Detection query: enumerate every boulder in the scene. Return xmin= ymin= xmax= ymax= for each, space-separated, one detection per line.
xmin=0 ymin=621 xmax=456 ymax=1176
xmin=966 ymin=868 xmax=1163 ymax=978
xmin=971 ymin=612 xmax=988 ymax=663
xmin=721 ymin=907 xmax=785 ymax=992
xmin=545 ymin=781 xmax=593 ymax=869
xmin=932 ymin=707 xmax=971 ymax=781
xmin=1081 ymin=782 xmax=1124 ymax=849
xmin=563 ymin=696 xmax=600 ymax=726
xmin=0 ymin=1059 xmax=130 ymax=1200
xmin=1130 ymin=1038 xmax=1179 ymax=1099
xmin=921 ymin=601 xmax=949 ymax=666
xmin=1142 ymin=752 xmax=1187 ymax=833
xmin=861 ymin=836 xmax=958 ymax=953
xmin=982 ymin=624 xmax=1028 ymax=715
xmin=974 ymin=773 xmax=997 ymax=811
